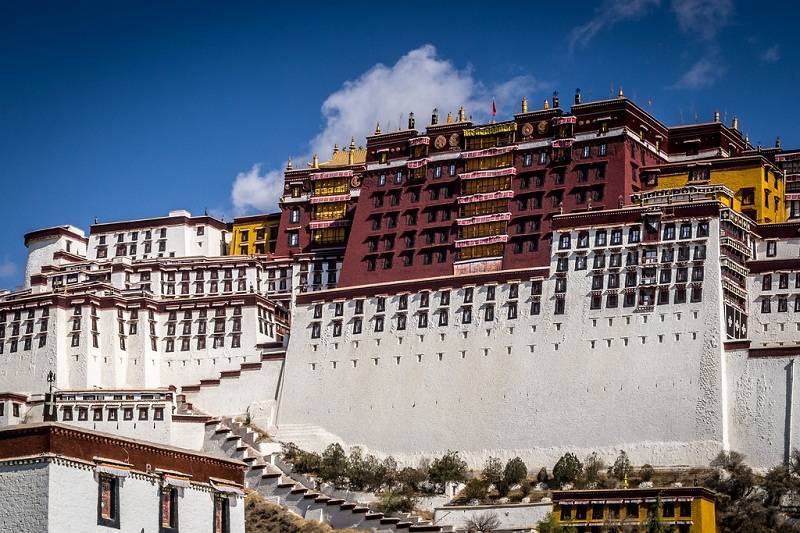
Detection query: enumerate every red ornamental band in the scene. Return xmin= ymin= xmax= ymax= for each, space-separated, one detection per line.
xmin=309 ymin=220 xmax=351 ymax=229
xmin=409 ymin=137 xmax=430 ymax=146
xmin=310 ymin=170 xmax=354 ymax=181
xmin=461 ymin=145 xmax=516 ymax=159
xmin=552 ymin=138 xmax=575 ymax=148
xmin=454 ymin=234 xmax=509 ymax=248
xmin=310 ymin=193 xmax=351 ymax=204
xmin=456 ymin=212 xmax=512 ymax=226
xmin=407 ymin=159 xmax=428 ymax=169
xmin=458 ymin=167 xmax=517 ymax=180
xmin=552 ymin=116 xmax=577 ymax=125
xmin=457 ymin=190 xmax=515 ymax=204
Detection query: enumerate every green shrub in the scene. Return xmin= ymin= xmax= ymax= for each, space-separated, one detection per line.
xmin=553 ymin=453 xmax=583 ymax=486
xmin=428 ymin=450 xmax=468 ymax=492
xmin=639 ymin=463 xmax=655 ymax=482
xmin=461 ymin=478 xmax=489 ymax=501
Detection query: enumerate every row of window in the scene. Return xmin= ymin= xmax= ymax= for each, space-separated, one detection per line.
xmin=761 ymin=273 xmax=800 ymax=291
xmin=559 ymin=221 xmax=709 ymax=249
xmin=61 ymin=404 xmax=164 ymax=422
xmin=589 ymin=286 xmax=703 ymax=310
xmin=0 ymin=334 xmax=47 ymax=353
xmin=584 ymin=267 xmax=705 ymax=290
xmin=556 ymin=246 xmax=707 ymax=272
xmin=760 ymin=296 xmax=800 ymax=313
xmin=0 ymin=308 xmax=49 ymax=322
xmin=311 ymin=301 xmax=520 ymax=338
xmin=560 ymin=500 xmax=692 ymax=521
xmin=311 ymin=285 xmax=530 ymax=319
xmin=97 ymin=475 xmax=230 ymax=533
xmin=162 ymin=279 xmax=248 ymax=295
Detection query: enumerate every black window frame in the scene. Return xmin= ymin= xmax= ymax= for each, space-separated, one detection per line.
xmin=159 ymin=486 xmax=179 ymax=533
xmin=97 ymin=474 xmax=121 ymax=529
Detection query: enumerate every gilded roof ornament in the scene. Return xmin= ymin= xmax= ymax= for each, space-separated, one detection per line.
xmin=543 ymin=99 xmax=550 ymax=110
xmin=457 ymin=106 xmax=466 ymax=122
xmin=446 ymin=111 xmax=454 ymax=124
xmin=521 ymin=96 xmax=528 ymax=113
xmin=349 ymin=136 xmax=356 ymax=151
xmin=286 ymin=157 xmax=293 ymax=170
xmin=332 ymin=143 xmax=339 ymax=154
xmin=375 ymin=122 xmax=381 ymax=135
xmin=618 ymin=86 xmax=624 ymax=99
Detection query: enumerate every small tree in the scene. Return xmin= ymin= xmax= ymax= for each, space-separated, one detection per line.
xmin=464 ymin=512 xmax=501 ymax=532
xmin=319 ymin=443 xmax=348 ymax=488
xmin=640 ymin=464 xmax=655 ymax=482
xmin=375 ymin=489 xmax=416 ymax=514
xmin=536 ymin=467 xmax=549 ymax=483
xmin=461 ymin=478 xmax=489 ymax=501
xmin=644 ymin=496 xmax=671 ymax=533
xmin=537 ymin=513 xmax=566 ymax=533
xmin=553 ymin=453 xmax=583 ymax=486
xmin=481 ymin=456 xmax=504 ymax=487
xmin=397 ymin=466 xmax=427 ymax=495
xmin=610 ymin=450 xmax=633 ymax=482
xmin=503 ymin=457 xmax=528 ymax=488
xmin=584 ymin=452 xmax=606 ymax=485
xmin=428 ymin=450 xmax=468 ymax=492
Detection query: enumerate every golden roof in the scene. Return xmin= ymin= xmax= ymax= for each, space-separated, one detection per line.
xmin=319 ymin=147 xmax=366 ymax=168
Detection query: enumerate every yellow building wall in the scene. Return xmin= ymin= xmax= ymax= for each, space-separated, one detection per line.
xmin=230 ymin=221 xmax=279 ymax=256
xmin=553 ymin=498 xmax=717 ymax=533
xmin=693 ymin=497 xmax=717 ymax=533
xmin=656 ymin=165 xmax=785 ymax=223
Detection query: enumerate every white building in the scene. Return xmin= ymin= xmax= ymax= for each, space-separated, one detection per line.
xmin=274 ymin=192 xmax=800 ymax=470
xmin=0 ymin=422 xmax=245 ymax=533
xmin=87 ymin=210 xmax=228 ymax=261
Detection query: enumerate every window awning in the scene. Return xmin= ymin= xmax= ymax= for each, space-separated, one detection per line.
xmin=94 ymin=457 xmax=132 ymax=478
xmin=210 ymin=480 xmax=244 ymax=496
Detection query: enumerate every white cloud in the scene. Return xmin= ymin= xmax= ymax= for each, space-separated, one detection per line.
xmin=760 ymin=44 xmax=780 ymax=63
xmin=0 ymin=259 xmax=17 ymax=279
xmin=568 ymin=0 xmax=660 ymax=50
xmin=231 ymin=45 xmax=545 ymax=214
xmin=671 ymin=0 xmax=733 ymax=40
xmin=230 ymin=164 xmax=285 ymax=215
xmin=672 ymin=54 xmax=724 ymax=89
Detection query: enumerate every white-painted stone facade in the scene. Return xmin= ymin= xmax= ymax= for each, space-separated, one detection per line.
xmin=87 ymin=209 xmax=228 ymax=261
xmin=0 ymin=424 xmax=246 ymax=533
xmin=276 ymin=202 xmax=798 ymax=469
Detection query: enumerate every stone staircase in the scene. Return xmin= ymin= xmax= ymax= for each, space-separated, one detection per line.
xmin=179 ymin=346 xmax=286 ymax=419
xmin=203 ymin=417 xmax=450 ymax=533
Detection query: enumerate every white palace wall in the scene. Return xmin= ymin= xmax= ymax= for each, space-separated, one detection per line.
xmin=277 ymin=219 xmax=729 ymax=468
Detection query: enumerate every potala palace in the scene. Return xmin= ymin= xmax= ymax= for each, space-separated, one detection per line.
xmin=2 ymin=91 xmax=800 ymax=530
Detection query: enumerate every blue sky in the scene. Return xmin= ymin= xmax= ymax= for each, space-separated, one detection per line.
xmin=0 ymin=0 xmax=796 ymax=288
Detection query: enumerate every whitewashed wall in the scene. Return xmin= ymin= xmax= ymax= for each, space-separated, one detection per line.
xmin=48 ymin=461 xmax=245 ymax=533
xmin=277 ymin=219 xmax=728 ymax=468
xmin=433 ymin=502 xmax=552 ymax=532
xmin=0 ymin=460 xmax=49 ymax=533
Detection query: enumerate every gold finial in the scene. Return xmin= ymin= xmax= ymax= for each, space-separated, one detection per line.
xmin=312 ymin=154 xmax=319 ymax=168
xmin=349 ymin=136 xmax=356 ymax=151
xmin=623 ymin=472 xmax=629 ymax=489
xmin=457 ymin=105 xmax=466 ymax=122
xmin=521 ymin=96 xmax=528 ymax=113
xmin=543 ymin=99 xmax=550 ymax=110
xmin=286 ymin=157 xmax=293 ymax=170
xmin=332 ymin=143 xmax=339 ymax=154
xmin=446 ymin=111 xmax=454 ymax=124
xmin=375 ymin=122 xmax=381 ymax=135
xmin=618 ymin=86 xmax=624 ymax=99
